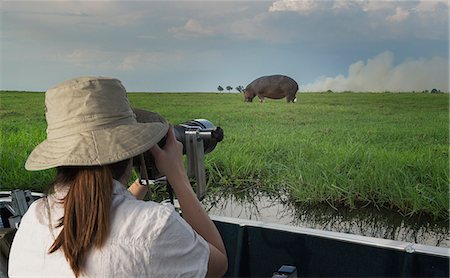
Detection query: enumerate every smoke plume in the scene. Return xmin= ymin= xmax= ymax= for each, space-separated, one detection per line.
xmin=302 ymin=52 xmax=449 ymax=92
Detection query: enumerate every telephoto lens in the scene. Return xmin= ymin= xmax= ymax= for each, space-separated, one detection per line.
xmin=173 ymin=119 xmax=224 ymax=154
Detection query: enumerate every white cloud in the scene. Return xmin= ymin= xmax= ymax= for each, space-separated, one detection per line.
xmin=228 ymin=13 xmax=289 ymax=42
xmin=169 ymin=14 xmax=288 ymax=43
xmin=331 ymin=1 xmax=358 ymax=11
xmin=415 ymin=0 xmax=449 ymax=13
xmin=269 ymin=0 xmax=320 ymax=14
xmin=2 ymin=1 xmax=148 ymax=29
xmin=269 ymin=0 xmax=448 ymax=21
xmin=169 ymin=19 xmax=216 ymax=38
xmin=387 ymin=7 xmax=410 ymax=22
xmin=357 ymin=0 xmax=396 ymax=12
xmin=269 ymin=0 xmax=392 ymax=13
xmin=116 ymin=52 xmax=184 ymax=71
xmin=54 ymin=49 xmax=112 ymax=68
xmin=54 ymin=49 xmax=184 ymax=72
xmin=266 ymin=0 xmax=448 ymax=40
xmin=303 ymin=51 xmax=449 ymax=92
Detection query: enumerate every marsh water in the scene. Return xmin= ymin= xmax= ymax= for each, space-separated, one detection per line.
xmin=203 ymin=192 xmax=449 ymax=247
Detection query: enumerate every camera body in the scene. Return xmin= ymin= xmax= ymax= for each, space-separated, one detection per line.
xmin=133 ymin=119 xmax=223 ymax=199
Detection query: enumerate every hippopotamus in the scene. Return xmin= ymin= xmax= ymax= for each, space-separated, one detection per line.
xmin=244 ymin=75 xmax=298 ymax=103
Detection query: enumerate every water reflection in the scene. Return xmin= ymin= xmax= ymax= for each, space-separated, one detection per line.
xmin=203 ymin=191 xmax=449 ymax=247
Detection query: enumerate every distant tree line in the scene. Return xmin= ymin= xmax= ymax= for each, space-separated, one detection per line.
xmin=322 ymin=88 xmax=447 ymax=94
xmin=217 ymin=85 xmax=244 ymax=93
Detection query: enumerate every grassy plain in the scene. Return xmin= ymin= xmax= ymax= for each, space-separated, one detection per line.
xmin=0 ymin=92 xmax=448 ymax=219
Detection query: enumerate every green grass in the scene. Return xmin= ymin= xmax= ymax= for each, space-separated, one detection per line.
xmin=1 ymin=92 xmax=448 ymax=220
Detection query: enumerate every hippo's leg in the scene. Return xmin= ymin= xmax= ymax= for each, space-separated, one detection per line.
xmin=286 ymin=96 xmax=296 ymax=103
xmin=286 ymin=94 xmax=297 ymax=103
xmin=258 ymin=96 xmax=265 ymax=103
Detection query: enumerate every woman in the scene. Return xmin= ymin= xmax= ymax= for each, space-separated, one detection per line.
xmin=8 ymin=76 xmax=227 ymax=277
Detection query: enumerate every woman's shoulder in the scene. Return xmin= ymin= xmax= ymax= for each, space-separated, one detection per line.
xmin=114 ymin=197 xmax=175 ymax=222
xmin=109 ymin=194 xmax=178 ymax=243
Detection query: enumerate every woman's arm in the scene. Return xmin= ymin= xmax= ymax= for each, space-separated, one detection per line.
xmin=165 ymin=171 xmax=227 ymax=277
xmin=150 ymin=127 xmax=228 ymax=277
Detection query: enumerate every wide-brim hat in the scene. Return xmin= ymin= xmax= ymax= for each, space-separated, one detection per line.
xmin=25 ymin=76 xmax=169 ymax=171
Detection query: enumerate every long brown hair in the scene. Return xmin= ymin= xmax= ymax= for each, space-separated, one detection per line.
xmin=48 ymin=159 xmax=130 ymax=277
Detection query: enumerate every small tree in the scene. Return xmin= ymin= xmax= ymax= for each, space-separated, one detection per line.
xmin=217 ymin=85 xmax=224 ymax=92
xmin=431 ymin=88 xmax=439 ymax=94
xmin=226 ymin=86 xmax=233 ymax=92
xmin=235 ymin=85 xmax=244 ymax=93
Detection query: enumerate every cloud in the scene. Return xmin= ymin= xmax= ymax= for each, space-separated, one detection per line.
xmin=358 ymin=1 xmax=398 ymax=12
xmin=415 ymin=0 xmax=449 ymax=13
xmin=116 ymin=52 xmax=184 ymax=71
xmin=169 ymin=13 xmax=289 ymax=43
xmin=387 ymin=7 xmax=410 ymax=22
xmin=54 ymin=49 xmax=112 ymax=68
xmin=269 ymin=0 xmax=320 ymax=14
xmin=302 ymin=51 xmax=449 ymax=92
xmin=169 ymin=19 xmax=216 ymax=38
xmin=269 ymin=0 xmax=448 ymax=24
xmin=269 ymin=0 xmax=449 ymax=14
xmin=54 ymin=49 xmax=184 ymax=72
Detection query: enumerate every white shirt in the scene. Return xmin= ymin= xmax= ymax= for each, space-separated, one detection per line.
xmin=8 ymin=180 xmax=209 ymax=277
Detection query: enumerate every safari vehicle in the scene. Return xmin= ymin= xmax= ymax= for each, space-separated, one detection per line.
xmin=0 ymin=189 xmax=448 ymax=278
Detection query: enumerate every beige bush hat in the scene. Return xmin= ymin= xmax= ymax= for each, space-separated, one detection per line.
xmin=25 ymin=76 xmax=169 ymax=171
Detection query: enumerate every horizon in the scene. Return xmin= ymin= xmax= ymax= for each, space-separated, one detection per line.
xmin=1 ymin=89 xmax=448 ymax=94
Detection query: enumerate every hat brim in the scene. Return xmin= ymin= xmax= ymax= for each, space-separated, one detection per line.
xmin=25 ymin=113 xmax=169 ymax=171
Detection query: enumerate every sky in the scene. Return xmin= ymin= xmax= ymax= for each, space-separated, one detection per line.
xmin=1 ymin=0 xmax=449 ymax=92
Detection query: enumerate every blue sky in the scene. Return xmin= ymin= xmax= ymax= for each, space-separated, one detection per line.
xmin=1 ymin=0 xmax=448 ymax=92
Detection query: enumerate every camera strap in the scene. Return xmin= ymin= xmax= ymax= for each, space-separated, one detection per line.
xmin=138 ymin=154 xmax=152 ymax=197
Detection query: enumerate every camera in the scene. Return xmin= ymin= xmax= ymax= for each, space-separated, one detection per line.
xmin=132 ymin=109 xmax=224 ymax=199
xmin=173 ymin=119 xmax=224 ymax=155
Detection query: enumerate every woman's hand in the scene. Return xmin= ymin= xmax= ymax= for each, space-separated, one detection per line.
xmin=149 ymin=127 xmax=187 ymax=186
xmin=128 ymin=179 xmax=148 ymax=200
